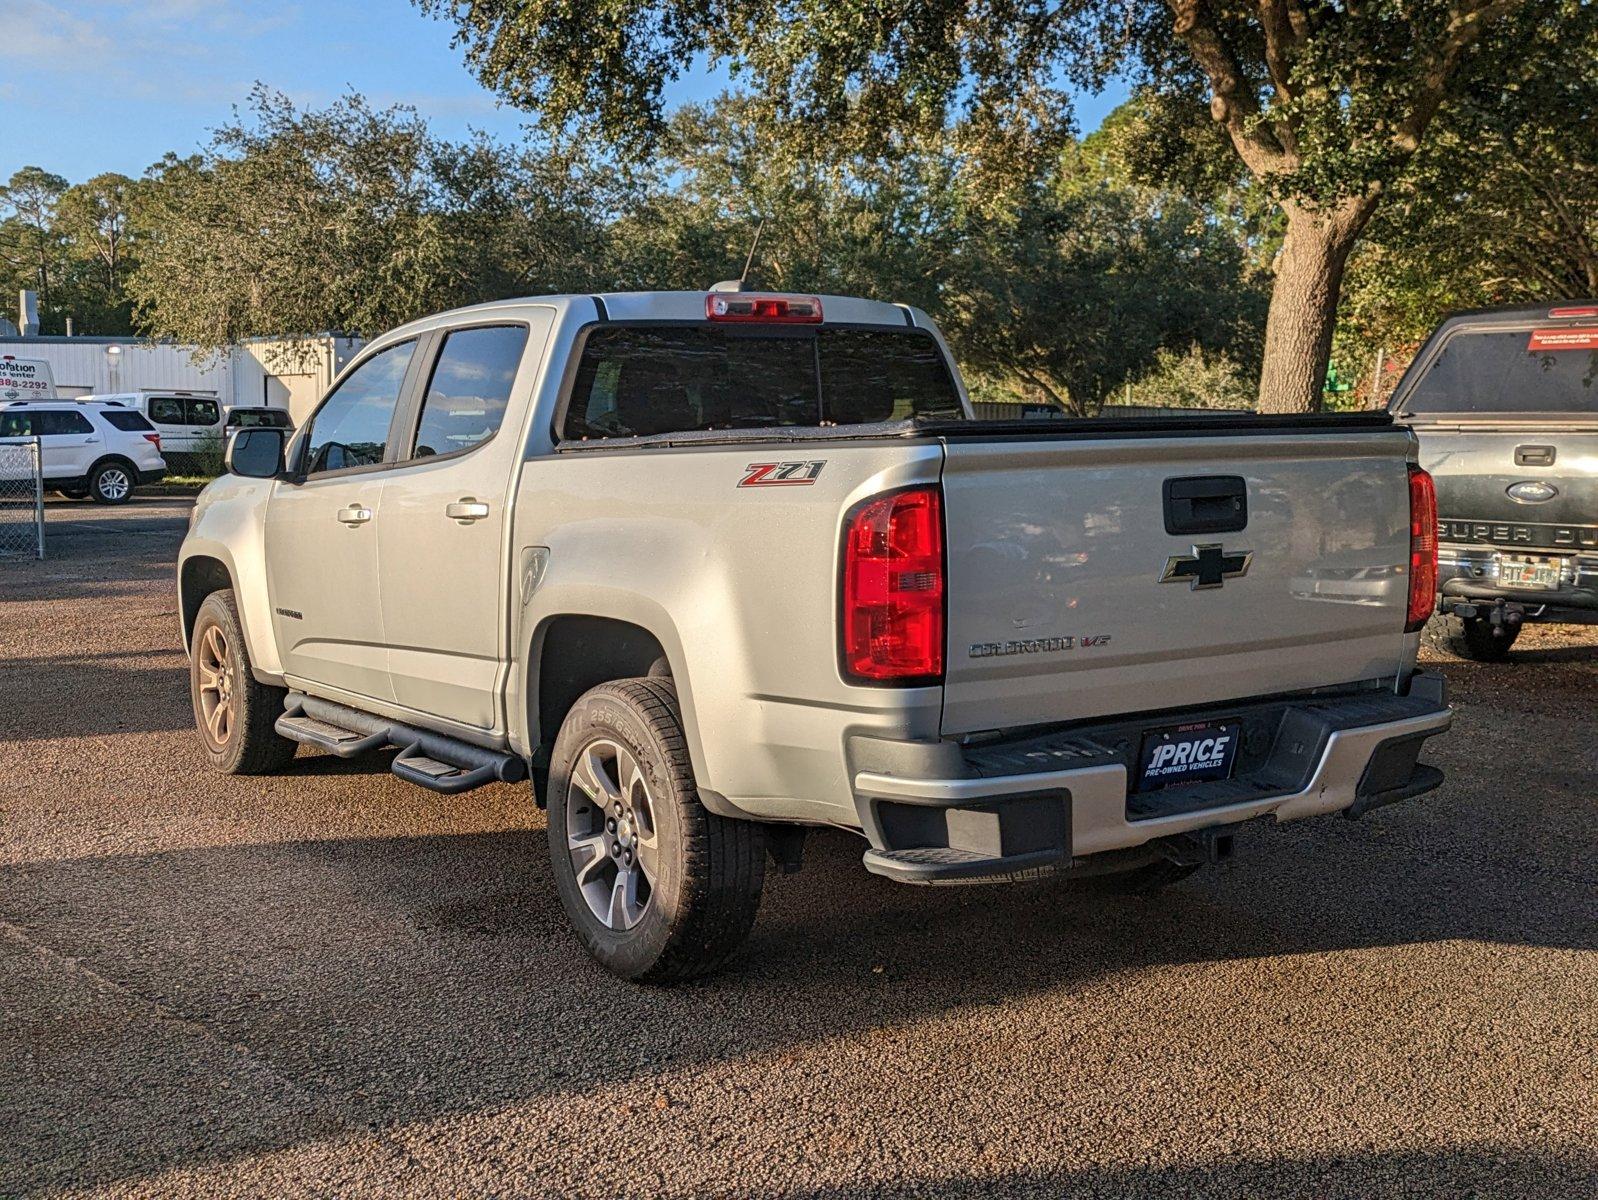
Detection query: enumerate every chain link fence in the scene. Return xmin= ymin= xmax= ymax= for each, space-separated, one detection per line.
xmin=0 ymin=437 xmax=45 ymax=559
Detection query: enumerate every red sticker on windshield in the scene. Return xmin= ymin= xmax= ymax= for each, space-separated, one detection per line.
xmin=1528 ymin=327 xmax=1598 ymax=351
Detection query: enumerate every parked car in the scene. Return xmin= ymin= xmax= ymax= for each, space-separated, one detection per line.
xmin=179 ymin=288 xmax=1452 ymax=981
xmin=80 ymin=391 xmax=224 ymax=466
xmin=0 ymin=399 xmax=166 ymax=503
xmin=224 ymin=406 xmax=294 ymax=432
xmin=1390 ymin=302 xmax=1598 ymax=660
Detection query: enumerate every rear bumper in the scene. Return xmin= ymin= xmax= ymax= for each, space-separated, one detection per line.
xmin=1437 ymin=545 xmax=1598 ymax=615
xmin=138 ymin=467 xmax=167 ymax=485
xmin=851 ymin=673 xmax=1453 ymax=884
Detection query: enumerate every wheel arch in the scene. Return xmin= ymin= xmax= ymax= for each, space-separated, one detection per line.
xmin=88 ymin=453 xmax=139 ymax=488
xmin=179 ymin=554 xmax=235 ymax=651
xmin=526 ymin=612 xmax=718 ymax=807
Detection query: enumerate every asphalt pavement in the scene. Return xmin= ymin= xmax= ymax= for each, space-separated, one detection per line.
xmin=2 ymin=497 xmax=1595 ymax=1198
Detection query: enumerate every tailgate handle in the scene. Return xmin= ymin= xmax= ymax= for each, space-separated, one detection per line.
xmin=1163 ymin=475 xmax=1248 ymax=535
xmin=1515 ymin=444 xmax=1555 ymax=467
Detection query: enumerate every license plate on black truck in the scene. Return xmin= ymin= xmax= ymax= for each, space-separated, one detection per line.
xmin=1136 ymin=720 xmax=1241 ymax=791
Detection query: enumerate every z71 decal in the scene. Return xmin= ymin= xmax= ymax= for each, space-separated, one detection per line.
xmin=739 ymin=461 xmax=826 ymax=487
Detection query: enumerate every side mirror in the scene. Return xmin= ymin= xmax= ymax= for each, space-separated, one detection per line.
xmin=225 ymin=427 xmax=287 ymax=478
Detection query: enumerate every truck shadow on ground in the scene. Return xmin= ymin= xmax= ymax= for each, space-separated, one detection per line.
xmin=0 ymin=652 xmax=191 ymax=741
xmin=767 ymin=1148 xmax=1598 ymax=1198
xmin=2 ymin=804 xmax=1593 ymax=1194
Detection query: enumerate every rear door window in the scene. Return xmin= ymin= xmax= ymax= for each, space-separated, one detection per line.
xmin=101 ymin=410 xmax=157 ymax=432
xmin=1403 ymin=329 xmax=1598 ymax=414
xmin=186 ymin=398 xmax=221 ymax=426
xmin=35 ymin=410 xmax=94 ymax=436
xmin=409 ymin=325 xmax=527 ymax=458
xmin=562 ymin=325 xmax=962 ymax=439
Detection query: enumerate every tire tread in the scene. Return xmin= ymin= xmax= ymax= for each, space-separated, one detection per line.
xmin=192 ymin=589 xmax=297 ymax=774
xmin=550 ymin=676 xmax=765 ymax=983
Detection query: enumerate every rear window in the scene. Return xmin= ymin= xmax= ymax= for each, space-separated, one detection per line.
xmin=561 ymin=325 xmax=963 ymax=440
xmin=101 ymin=410 xmax=156 ymax=432
xmin=226 ymin=409 xmax=292 ymax=428
xmin=1403 ymin=328 xmax=1598 ymax=414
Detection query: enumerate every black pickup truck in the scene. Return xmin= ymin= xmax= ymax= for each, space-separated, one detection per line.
xmin=1391 ymin=302 xmax=1598 ymax=660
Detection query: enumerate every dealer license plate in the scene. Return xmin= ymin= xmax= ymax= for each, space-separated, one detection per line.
xmin=1136 ymin=720 xmax=1241 ymax=791
xmin=1497 ymin=557 xmax=1561 ymax=589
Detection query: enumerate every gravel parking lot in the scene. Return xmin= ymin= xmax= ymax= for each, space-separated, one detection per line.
xmin=2 ymin=497 xmax=1595 ymax=1199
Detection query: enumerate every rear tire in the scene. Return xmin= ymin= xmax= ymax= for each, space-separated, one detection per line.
xmin=1424 ymin=612 xmax=1519 ymax=662
xmin=88 ymin=459 xmax=136 ymax=505
xmin=547 ymin=677 xmax=766 ymax=983
xmin=189 ymin=589 xmax=297 ymax=774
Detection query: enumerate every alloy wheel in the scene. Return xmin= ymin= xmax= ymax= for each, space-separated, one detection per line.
xmin=566 ymin=738 xmax=660 ymax=930
xmin=98 ymin=467 xmax=131 ymax=500
xmin=196 ymin=624 xmax=234 ymax=747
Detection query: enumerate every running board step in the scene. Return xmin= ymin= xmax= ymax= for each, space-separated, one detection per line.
xmin=277 ymin=694 xmax=526 ymax=795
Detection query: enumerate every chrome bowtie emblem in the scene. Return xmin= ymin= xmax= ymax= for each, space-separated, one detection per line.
xmin=1160 ymin=544 xmax=1253 ymax=590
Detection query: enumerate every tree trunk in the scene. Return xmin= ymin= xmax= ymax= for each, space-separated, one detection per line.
xmin=1257 ymin=201 xmax=1374 ymax=414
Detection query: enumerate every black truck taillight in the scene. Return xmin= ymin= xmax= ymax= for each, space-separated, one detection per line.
xmin=841 ymin=486 xmax=944 ymax=683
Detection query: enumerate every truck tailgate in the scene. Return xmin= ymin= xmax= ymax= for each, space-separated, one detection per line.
xmin=939 ymin=424 xmax=1417 ymax=735
xmin=1412 ymin=420 xmax=1598 ymax=552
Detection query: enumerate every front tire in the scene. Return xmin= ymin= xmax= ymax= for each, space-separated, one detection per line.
xmin=190 ymin=589 xmax=297 ymax=774
xmin=88 ymin=459 xmax=135 ymax=504
xmin=1424 ymin=612 xmax=1519 ymax=662
xmin=547 ymin=678 xmax=766 ymax=983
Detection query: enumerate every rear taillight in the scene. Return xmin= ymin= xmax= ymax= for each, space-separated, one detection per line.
xmin=143 ymin=433 xmax=161 ymax=450
xmin=841 ymin=486 xmax=944 ymax=683
xmin=1406 ymin=465 xmax=1438 ymax=632
xmin=705 ymin=293 xmax=823 ymax=323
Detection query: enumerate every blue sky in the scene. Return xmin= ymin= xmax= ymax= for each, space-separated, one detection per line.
xmin=1 ymin=0 xmax=1130 ymax=183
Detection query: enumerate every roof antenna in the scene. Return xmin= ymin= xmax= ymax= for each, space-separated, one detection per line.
xmin=710 ymin=219 xmax=767 ymax=293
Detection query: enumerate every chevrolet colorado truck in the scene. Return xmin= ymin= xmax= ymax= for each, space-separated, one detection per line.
xmin=1392 ymin=302 xmax=1598 ymax=660
xmin=180 ymin=289 xmax=1452 ymax=981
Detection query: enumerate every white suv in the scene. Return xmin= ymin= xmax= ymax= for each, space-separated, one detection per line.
xmin=0 ymin=400 xmax=168 ymax=503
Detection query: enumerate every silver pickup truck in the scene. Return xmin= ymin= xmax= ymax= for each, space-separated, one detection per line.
xmin=1392 ymin=302 xmax=1598 ymax=660
xmin=180 ymin=289 xmax=1452 ymax=981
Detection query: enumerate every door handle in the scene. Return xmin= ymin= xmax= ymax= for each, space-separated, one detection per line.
xmin=336 ymin=505 xmax=372 ymax=526
xmin=83 ymin=437 xmax=100 ymax=444
xmin=446 ymin=499 xmax=490 ymax=523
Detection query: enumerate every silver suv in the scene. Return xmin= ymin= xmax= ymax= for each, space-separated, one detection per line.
xmin=0 ymin=400 xmax=168 ymax=503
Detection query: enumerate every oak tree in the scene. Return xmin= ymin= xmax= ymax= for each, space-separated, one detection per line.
xmin=419 ymin=0 xmax=1593 ymax=410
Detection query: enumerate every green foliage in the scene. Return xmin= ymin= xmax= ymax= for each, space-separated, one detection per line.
xmin=115 ymin=87 xmax=1263 ymax=409
xmin=128 ymin=87 xmax=614 ymax=352
xmin=943 ymin=169 xmax=1266 ymax=414
xmin=414 ymin=0 xmax=1598 ymax=411
xmin=1116 ymin=346 xmax=1259 ymax=412
xmin=1334 ymin=29 xmax=1598 ymax=390
xmin=0 ymin=166 xmax=146 ymax=335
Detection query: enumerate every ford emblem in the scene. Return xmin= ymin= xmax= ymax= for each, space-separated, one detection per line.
xmin=1506 ymin=481 xmax=1558 ymax=503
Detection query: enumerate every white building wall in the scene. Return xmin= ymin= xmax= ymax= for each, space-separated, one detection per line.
xmin=0 ymin=335 xmax=362 ymax=421
xmin=0 ymin=338 xmax=237 ymax=399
